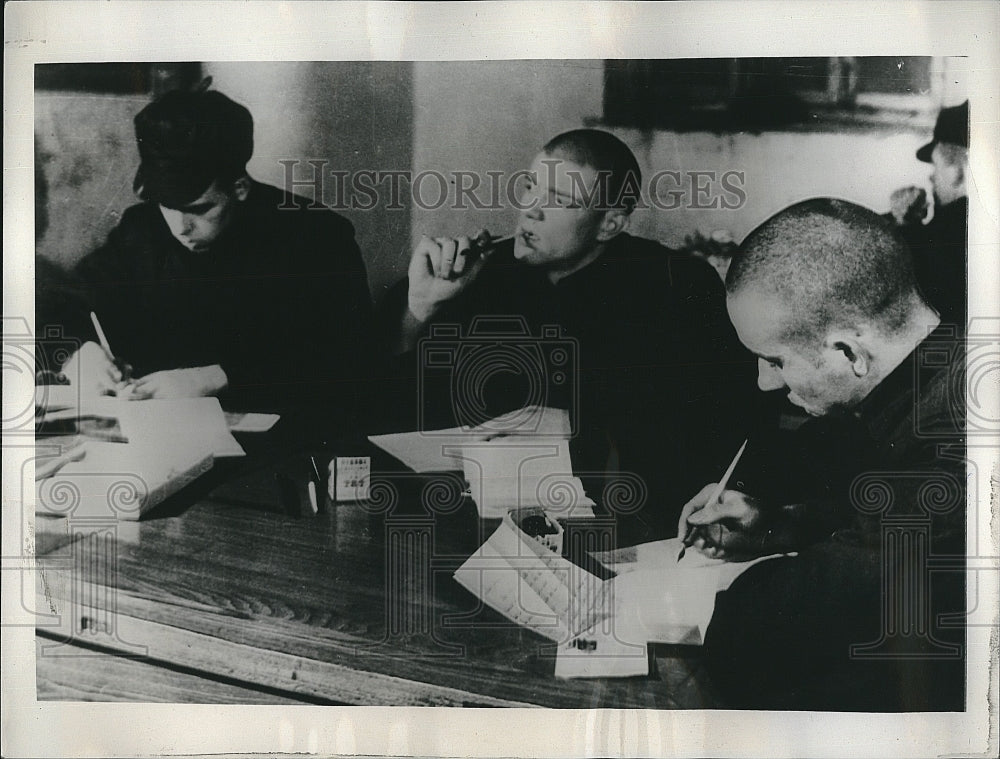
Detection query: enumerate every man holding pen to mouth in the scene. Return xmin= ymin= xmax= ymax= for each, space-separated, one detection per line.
xmin=59 ymin=83 xmax=374 ymax=429
xmin=381 ymin=129 xmax=755 ymax=544
xmin=677 ymin=199 xmax=965 ymax=711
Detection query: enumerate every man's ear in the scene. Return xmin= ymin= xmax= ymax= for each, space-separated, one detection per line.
xmin=954 ymin=160 xmax=967 ymax=192
xmin=596 ymin=209 xmax=629 ymax=242
xmin=825 ymin=329 xmax=870 ymax=378
xmin=232 ymin=175 xmax=251 ymax=202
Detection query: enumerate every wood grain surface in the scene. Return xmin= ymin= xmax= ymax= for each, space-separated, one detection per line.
xmin=34 ymin=443 xmax=714 ymax=707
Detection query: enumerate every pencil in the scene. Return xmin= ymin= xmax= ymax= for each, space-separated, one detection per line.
xmin=90 ymin=311 xmax=115 ymax=360
xmin=678 ymin=437 xmax=748 ymax=561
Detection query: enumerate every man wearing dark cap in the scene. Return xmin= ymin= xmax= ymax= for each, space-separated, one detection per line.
xmin=893 ymin=100 xmax=970 ymax=330
xmin=61 ymin=85 xmax=374 ymax=429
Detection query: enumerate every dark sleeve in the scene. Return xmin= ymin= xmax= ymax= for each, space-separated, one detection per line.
xmin=35 ymin=255 xmax=97 ymax=377
xmin=220 ymin=213 xmax=377 ymax=430
xmin=369 ymin=257 xmax=511 ymax=433
xmin=71 ymin=206 xmax=150 ymax=356
xmin=620 ymin=254 xmax=758 ymax=535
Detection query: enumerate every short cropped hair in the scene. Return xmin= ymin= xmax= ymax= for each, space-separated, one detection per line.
xmin=542 ymin=129 xmax=642 ymax=213
xmin=727 ymin=198 xmax=921 ymax=344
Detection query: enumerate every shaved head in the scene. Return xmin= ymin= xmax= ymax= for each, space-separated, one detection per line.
xmin=542 ymin=129 xmax=642 ymax=213
xmin=727 ymin=198 xmax=922 ymax=346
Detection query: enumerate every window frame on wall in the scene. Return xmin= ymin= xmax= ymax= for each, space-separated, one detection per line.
xmin=601 ymin=56 xmax=952 ymax=133
xmin=34 ymin=62 xmax=203 ymax=97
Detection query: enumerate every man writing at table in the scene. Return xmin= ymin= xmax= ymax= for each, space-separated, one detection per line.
xmin=677 ymin=198 xmax=966 ymax=710
xmin=59 ymin=84 xmax=374 ymax=429
xmin=381 ymin=128 xmax=754 ymax=543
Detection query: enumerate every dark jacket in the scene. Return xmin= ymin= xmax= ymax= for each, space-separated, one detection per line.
xmin=704 ymin=325 xmax=967 ymax=711
xmin=900 ymin=197 xmax=968 ymax=331
xmin=378 ymin=233 xmax=758 ymax=542
xmin=70 ymin=181 xmax=375 ymax=430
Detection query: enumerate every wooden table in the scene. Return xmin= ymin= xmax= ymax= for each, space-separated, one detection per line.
xmin=34 ymin=437 xmax=717 ymax=707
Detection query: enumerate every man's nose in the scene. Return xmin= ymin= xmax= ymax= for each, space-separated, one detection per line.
xmin=522 ymin=201 xmax=543 ymax=221
xmin=757 ymin=358 xmax=786 ymax=392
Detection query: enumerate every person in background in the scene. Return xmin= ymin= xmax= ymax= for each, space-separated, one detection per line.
xmin=57 ymin=83 xmax=375 ymax=433
xmin=678 ymin=198 xmax=965 ymax=711
xmin=886 ymin=100 xmax=969 ymax=331
xmin=380 ymin=128 xmax=756 ymax=544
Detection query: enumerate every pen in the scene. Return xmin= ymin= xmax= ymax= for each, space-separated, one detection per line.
xmin=678 ymin=437 xmax=748 ymax=562
xmin=90 ymin=311 xmax=134 ymax=385
xmin=473 ymin=233 xmax=514 ymax=252
xmin=90 ymin=311 xmax=115 ymax=360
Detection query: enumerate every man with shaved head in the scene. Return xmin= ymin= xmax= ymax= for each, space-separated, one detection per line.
xmin=381 ymin=128 xmax=755 ymax=544
xmin=678 ymin=198 xmax=966 ymax=711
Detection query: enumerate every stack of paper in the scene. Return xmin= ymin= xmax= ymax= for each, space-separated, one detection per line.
xmin=34 ymin=397 xmax=243 ymax=519
xmin=36 ymin=439 xmax=213 ymax=520
xmin=40 ymin=397 xmax=245 ymax=458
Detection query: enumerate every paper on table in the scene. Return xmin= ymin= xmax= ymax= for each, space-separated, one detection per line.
xmin=453 ymin=514 xmax=609 ymax=643
xmin=635 ymin=536 xmax=791 ymax=590
xmin=43 ymin=397 xmax=245 ymax=458
xmin=556 ymin=537 xmax=793 ymax=678
xmin=459 ymin=438 xmax=595 ymax=519
xmin=34 ymin=384 xmax=79 ymax=412
xmin=367 ymin=429 xmax=469 ymax=472
xmin=35 ymin=439 xmax=213 ymax=520
xmin=368 ymin=406 xmax=571 ymax=472
xmin=225 ymin=412 xmax=280 ymax=433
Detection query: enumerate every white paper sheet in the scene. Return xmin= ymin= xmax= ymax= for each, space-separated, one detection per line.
xmin=41 ymin=397 xmax=245 ymax=458
xmin=453 ymin=515 xmax=608 ymax=643
xmin=368 ymin=406 xmax=570 ymax=472
xmin=35 ymin=439 xmax=214 ymax=520
xmin=224 ymin=412 xmax=280 ymax=433
xmin=459 ymin=438 xmax=595 ymax=518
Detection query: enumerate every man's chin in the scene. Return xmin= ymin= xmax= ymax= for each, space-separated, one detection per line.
xmin=788 ymin=395 xmax=826 ymax=417
xmin=513 ymin=241 xmax=538 ymax=263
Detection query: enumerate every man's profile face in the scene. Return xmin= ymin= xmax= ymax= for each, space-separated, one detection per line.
xmin=727 ymin=290 xmax=862 ymax=417
xmin=158 ymin=180 xmax=242 ymax=253
xmin=514 ymin=151 xmax=609 ymax=271
xmin=929 ymin=143 xmax=965 ymax=208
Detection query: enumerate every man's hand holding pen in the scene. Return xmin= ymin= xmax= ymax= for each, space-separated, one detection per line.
xmin=61 ymin=341 xmax=127 ymax=397
xmin=677 ymin=484 xmax=773 ymax=562
xmin=128 ymin=365 xmax=228 ymax=400
xmin=406 ymin=230 xmax=506 ymax=322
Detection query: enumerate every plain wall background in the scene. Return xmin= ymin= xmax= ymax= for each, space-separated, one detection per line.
xmin=35 ymin=60 xmax=942 ymax=304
